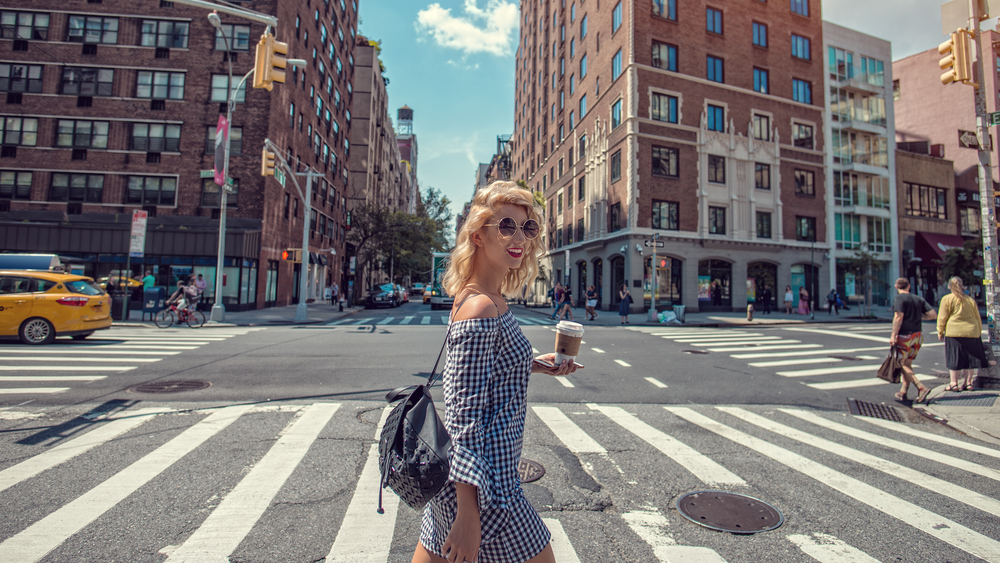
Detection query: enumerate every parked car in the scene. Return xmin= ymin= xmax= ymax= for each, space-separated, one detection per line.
xmin=365 ymin=283 xmax=399 ymax=309
xmin=97 ymin=270 xmax=143 ymax=291
xmin=396 ymin=284 xmax=409 ymax=304
xmin=423 ymin=286 xmax=433 ymax=304
xmin=0 ymin=270 xmax=112 ymax=345
xmin=410 ymin=283 xmax=424 ymax=296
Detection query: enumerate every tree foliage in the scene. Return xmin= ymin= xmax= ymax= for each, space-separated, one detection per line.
xmin=841 ymin=246 xmax=880 ymax=317
xmin=938 ymin=238 xmax=982 ymax=288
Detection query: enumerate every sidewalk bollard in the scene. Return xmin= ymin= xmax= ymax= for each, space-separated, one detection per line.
xmin=747 ymin=303 xmax=754 ymax=322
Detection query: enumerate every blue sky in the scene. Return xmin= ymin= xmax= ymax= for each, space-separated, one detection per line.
xmin=357 ymin=0 xmax=994 ymax=227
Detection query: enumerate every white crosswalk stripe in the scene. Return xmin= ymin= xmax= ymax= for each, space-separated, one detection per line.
xmin=0 ymin=401 xmax=997 ymax=562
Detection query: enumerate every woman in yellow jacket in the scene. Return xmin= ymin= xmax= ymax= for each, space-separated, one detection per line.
xmin=937 ymin=276 xmax=988 ymax=391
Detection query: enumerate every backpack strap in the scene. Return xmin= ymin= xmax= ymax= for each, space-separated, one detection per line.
xmin=425 ymin=292 xmax=492 ymax=387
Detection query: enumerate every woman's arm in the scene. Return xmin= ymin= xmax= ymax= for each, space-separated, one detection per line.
xmin=442 ymin=483 xmax=481 ymax=563
xmin=936 ymin=296 xmax=951 ymax=338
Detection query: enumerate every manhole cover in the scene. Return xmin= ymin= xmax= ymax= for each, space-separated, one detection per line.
xmin=128 ymin=380 xmax=211 ymax=394
xmin=518 ymin=458 xmax=545 ymax=483
xmin=683 ymin=350 xmax=709 ymax=355
xmin=847 ymin=398 xmax=902 ymax=421
xmin=676 ymin=490 xmax=783 ymax=534
xmin=828 ymin=355 xmax=862 ymax=361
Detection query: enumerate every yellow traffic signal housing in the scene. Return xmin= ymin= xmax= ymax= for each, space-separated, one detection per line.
xmin=939 ymin=30 xmax=974 ymax=87
xmin=261 ymin=146 xmax=276 ymax=177
xmin=252 ymin=33 xmax=289 ymax=91
xmin=281 ymin=249 xmax=301 ymax=263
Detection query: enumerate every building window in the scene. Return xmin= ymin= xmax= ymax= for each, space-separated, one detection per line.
xmin=50 ymin=173 xmax=103 ymax=202
xmin=612 ymin=2 xmax=622 ymax=33
xmin=611 ymin=149 xmax=621 ymax=182
xmin=558 ymin=158 xmax=565 ymax=177
xmin=579 ymin=135 xmax=586 ymax=158
xmin=126 ymin=176 xmax=176 ymax=206
xmin=580 ymin=54 xmax=587 ymax=78
xmin=61 ymin=67 xmax=113 ymax=96
xmin=706 ymin=7 xmax=723 ymax=34
xmin=0 ymin=170 xmax=31 ymax=200
xmin=652 ymin=41 xmax=677 ymax=72
xmin=612 ymin=49 xmax=622 ymax=79
xmin=652 ymin=200 xmax=679 ymax=230
xmin=56 ymin=120 xmax=108 ymax=148
xmin=707 ymin=104 xmax=725 ymax=132
xmin=612 ymin=99 xmax=622 ymax=128
xmin=753 ymin=22 xmax=767 ymax=48
xmin=0 ymin=64 xmax=43 ymax=93
xmin=791 ymin=34 xmax=811 ymax=60
xmin=860 ymin=56 xmax=885 ymax=86
xmin=707 ymin=55 xmax=724 ymax=83
xmin=904 ymin=182 xmax=947 ymax=219
xmin=708 ymin=155 xmax=725 ymax=183
xmin=137 ymin=71 xmax=184 ymax=99
xmin=1 ymin=11 xmax=50 ymax=41
xmin=652 ymin=146 xmax=679 ymax=177
xmin=578 ymin=176 xmax=586 ymax=200
xmin=835 ymin=213 xmax=862 ymax=249
xmin=577 ymin=218 xmax=585 ymax=241
xmin=795 ymin=169 xmax=815 ymax=196
xmin=652 ymin=92 xmax=677 ymax=123
xmin=570 ymin=74 xmax=575 ymax=95
xmin=214 ymin=24 xmax=250 ymax=50
xmin=755 ymin=163 xmax=771 ymax=190
xmin=210 ymin=74 xmax=246 ymax=103
xmin=0 ymin=116 xmax=37 ymax=146
xmin=792 ymin=79 xmax=811 ymax=104
xmin=131 ymin=123 xmax=180 ymax=152
xmin=140 ymin=19 xmax=188 ymax=48
xmin=581 ymin=15 xmax=588 ymax=37
xmin=752 ymin=114 xmax=770 ymax=140
xmin=67 ymin=15 xmax=118 ymax=44
xmin=753 ymin=68 xmax=768 ymax=93
xmin=792 ymin=123 xmax=813 ymax=148
xmin=791 ymin=0 xmax=809 ymax=16
xmin=610 ymin=202 xmax=622 ymax=232
xmin=960 ymin=207 xmax=981 ymax=234
xmin=206 ymin=126 xmax=242 ymax=155
xmin=709 ymin=206 xmax=726 ymax=234
xmin=796 ymin=216 xmax=816 ymax=241
xmin=653 ymin=0 xmax=677 ymax=20
xmin=866 ymin=216 xmax=890 ymax=252
xmin=201 ymin=177 xmax=238 ymax=208
xmin=756 ymin=211 xmax=772 ymax=238
xmin=580 ymin=94 xmax=587 ymax=117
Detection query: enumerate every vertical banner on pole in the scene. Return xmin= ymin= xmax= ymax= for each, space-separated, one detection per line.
xmin=214 ymin=114 xmax=229 ymax=186
xmin=129 ymin=210 xmax=148 ymax=259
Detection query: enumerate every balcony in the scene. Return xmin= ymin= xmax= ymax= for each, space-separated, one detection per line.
xmin=831 ymin=70 xmax=885 ymax=95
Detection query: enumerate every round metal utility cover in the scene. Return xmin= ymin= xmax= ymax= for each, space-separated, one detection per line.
xmin=127 ymin=380 xmax=211 ymax=394
xmin=676 ymin=490 xmax=783 ymax=534
xmin=518 ymin=458 xmax=545 ymax=483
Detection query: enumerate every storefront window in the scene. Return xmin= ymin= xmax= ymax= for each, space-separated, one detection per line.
xmin=698 ymin=260 xmax=731 ymax=310
xmin=644 ymin=256 xmax=682 ymax=307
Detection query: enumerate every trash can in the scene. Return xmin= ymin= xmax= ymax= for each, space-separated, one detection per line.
xmin=110 ymin=291 xmax=127 ymax=321
xmin=673 ymin=305 xmax=686 ymax=323
xmin=142 ymin=287 xmax=166 ymax=321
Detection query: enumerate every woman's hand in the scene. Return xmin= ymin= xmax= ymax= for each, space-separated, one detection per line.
xmin=532 ymin=353 xmax=582 ymax=375
xmin=442 ymin=509 xmax=481 ymax=563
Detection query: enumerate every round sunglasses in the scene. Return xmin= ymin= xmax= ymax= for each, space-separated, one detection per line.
xmin=484 ymin=217 xmax=540 ymax=239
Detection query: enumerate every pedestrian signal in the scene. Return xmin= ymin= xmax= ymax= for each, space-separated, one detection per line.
xmin=281 ymin=249 xmax=301 ymax=263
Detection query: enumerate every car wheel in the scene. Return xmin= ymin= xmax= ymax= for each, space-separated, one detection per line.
xmin=72 ymin=331 xmax=95 ymax=341
xmin=20 ymin=317 xmax=55 ymax=345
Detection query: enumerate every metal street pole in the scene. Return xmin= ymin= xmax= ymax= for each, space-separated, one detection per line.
xmin=648 ymin=233 xmax=659 ymax=322
xmin=295 ymin=169 xmax=315 ymax=323
xmin=810 ymin=238 xmax=815 ymax=319
xmin=969 ymin=0 xmax=1000 ymax=381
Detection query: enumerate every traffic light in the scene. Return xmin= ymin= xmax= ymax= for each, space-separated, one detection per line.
xmin=252 ymin=33 xmax=289 ymax=91
xmin=939 ymin=30 xmax=973 ymax=86
xmin=281 ymin=249 xmax=301 ymax=263
xmin=261 ymin=146 xmax=276 ymax=177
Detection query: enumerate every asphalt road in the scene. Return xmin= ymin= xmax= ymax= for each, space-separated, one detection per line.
xmin=0 ymin=301 xmax=996 ymax=563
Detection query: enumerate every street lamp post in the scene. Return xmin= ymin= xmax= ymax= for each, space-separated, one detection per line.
xmin=810 ymin=238 xmax=816 ymax=320
xmin=209 ymin=13 xmax=235 ymax=323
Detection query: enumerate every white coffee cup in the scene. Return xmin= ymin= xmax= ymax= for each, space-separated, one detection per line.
xmin=554 ymin=321 xmax=585 ymax=364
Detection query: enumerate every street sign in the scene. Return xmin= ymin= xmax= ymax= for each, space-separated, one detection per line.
xmin=958 ymin=129 xmax=992 ymax=150
xmin=275 ymin=168 xmax=286 ymax=187
xmin=644 ymin=240 xmax=665 ymax=248
xmin=200 ymin=169 xmax=214 ymax=178
xmin=990 ymin=111 xmax=1000 ymax=126
xmin=129 ymin=209 xmax=148 ymax=259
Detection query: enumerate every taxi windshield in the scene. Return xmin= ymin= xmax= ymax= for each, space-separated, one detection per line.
xmin=65 ymin=280 xmax=105 ymax=296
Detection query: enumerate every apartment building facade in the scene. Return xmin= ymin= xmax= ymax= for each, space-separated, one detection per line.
xmin=0 ymin=0 xmax=358 ymax=312
xmin=822 ymin=22 xmax=899 ymax=307
xmin=511 ymin=0 xmax=827 ymax=313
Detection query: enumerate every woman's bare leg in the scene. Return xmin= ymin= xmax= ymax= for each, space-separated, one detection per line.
xmin=526 ymin=544 xmax=556 ymax=563
xmin=412 ymin=543 xmax=447 ymax=563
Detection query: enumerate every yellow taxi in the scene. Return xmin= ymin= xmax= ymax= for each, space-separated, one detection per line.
xmin=423 ymin=286 xmax=433 ymax=304
xmin=0 ymin=270 xmax=112 ymax=345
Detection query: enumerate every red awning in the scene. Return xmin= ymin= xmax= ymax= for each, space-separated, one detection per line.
xmin=915 ymin=232 xmax=966 ymax=262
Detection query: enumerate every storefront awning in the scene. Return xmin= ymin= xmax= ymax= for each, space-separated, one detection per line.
xmin=915 ymin=232 xmax=966 ymax=262
xmin=319 ymin=254 xmax=329 ymax=266
xmin=308 ymin=252 xmax=319 ymax=265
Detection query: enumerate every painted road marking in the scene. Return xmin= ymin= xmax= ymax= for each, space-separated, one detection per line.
xmin=787 ymin=533 xmax=880 ymax=563
xmin=614 ymin=359 xmax=631 ymax=367
xmin=645 ymin=377 xmax=668 ymax=388
xmin=400 ymin=316 xmax=413 ymax=325
xmin=749 ymin=358 xmax=843 ymax=368
xmin=532 ymin=407 xmax=605 ymax=453
xmin=543 ymin=518 xmax=582 ymax=563
xmin=554 ymin=376 xmax=575 ymax=388
xmin=591 ymin=348 xmax=605 ymax=353
xmin=807 ymin=375 xmax=935 ymax=390
xmin=421 ymin=316 xmax=431 ymax=325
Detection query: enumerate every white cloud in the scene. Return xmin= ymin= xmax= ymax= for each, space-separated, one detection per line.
xmin=415 ymin=0 xmax=519 ymax=57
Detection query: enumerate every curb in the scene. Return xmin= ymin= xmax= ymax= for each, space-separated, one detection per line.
xmin=511 ymin=305 xmax=890 ymax=328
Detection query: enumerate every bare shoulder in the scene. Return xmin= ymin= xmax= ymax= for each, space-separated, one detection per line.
xmin=452 ymin=294 xmax=499 ymax=322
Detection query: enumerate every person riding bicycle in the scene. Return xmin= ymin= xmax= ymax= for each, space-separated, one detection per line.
xmin=167 ymin=280 xmax=199 ymax=314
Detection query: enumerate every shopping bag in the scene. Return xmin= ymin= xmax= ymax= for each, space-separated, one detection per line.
xmin=877 ymin=348 xmax=902 ymax=384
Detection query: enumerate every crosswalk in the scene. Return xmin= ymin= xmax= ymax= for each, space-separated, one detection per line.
xmin=0 ymin=327 xmax=265 ymax=395
xmin=326 ymin=313 xmax=557 ymax=326
xmin=0 ymin=400 xmax=996 ymax=562
xmin=645 ymin=327 xmax=941 ymax=391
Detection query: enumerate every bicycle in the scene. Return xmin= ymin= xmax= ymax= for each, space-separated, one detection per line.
xmin=154 ymin=303 xmax=206 ymax=328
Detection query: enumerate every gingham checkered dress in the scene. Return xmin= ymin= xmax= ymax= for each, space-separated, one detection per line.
xmin=420 ymin=310 xmax=551 ymax=562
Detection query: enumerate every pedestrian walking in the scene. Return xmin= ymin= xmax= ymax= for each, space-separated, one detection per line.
xmin=619 ymin=283 xmax=632 ymax=324
xmin=194 ymin=274 xmax=207 ymax=298
xmin=797 ymin=287 xmax=810 ymax=315
xmin=827 ymin=288 xmax=839 ymax=315
xmin=890 ymin=278 xmax=936 ymax=403
xmin=585 ymin=285 xmax=599 ymax=320
xmin=331 ymin=282 xmax=340 ymax=306
xmin=784 ymin=285 xmax=793 ymax=314
xmin=712 ymin=281 xmax=722 ymax=306
xmin=142 ymin=270 xmax=155 ymax=290
xmin=550 ymin=282 xmax=563 ymax=320
xmin=555 ymin=287 xmax=574 ymax=321
xmin=937 ymin=276 xmax=990 ymax=392
xmin=412 ymin=180 xmax=576 ymax=563
xmin=759 ymin=285 xmax=772 ymax=315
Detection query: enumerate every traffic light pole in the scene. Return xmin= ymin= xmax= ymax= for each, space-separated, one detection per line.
xmin=969 ymin=0 xmax=1000 ymax=383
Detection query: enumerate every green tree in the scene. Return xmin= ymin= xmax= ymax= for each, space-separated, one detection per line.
xmin=516 ymin=179 xmax=544 ymax=208
xmin=841 ymin=246 xmax=880 ymax=318
xmin=937 ymin=238 xmax=982 ymax=288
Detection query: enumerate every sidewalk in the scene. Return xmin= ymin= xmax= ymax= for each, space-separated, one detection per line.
xmin=923 ymin=386 xmax=1000 ymax=447
xmin=113 ymin=302 xmax=366 ymax=328
xmin=511 ymin=303 xmax=891 ymax=327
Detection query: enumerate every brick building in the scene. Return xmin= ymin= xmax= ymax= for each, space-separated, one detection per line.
xmin=511 ymin=0 xmax=828 ymax=313
xmin=0 ymin=0 xmax=358 ymax=314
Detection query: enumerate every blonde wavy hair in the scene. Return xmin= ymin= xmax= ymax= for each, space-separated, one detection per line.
xmin=443 ymin=180 xmax=544 ymax=298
